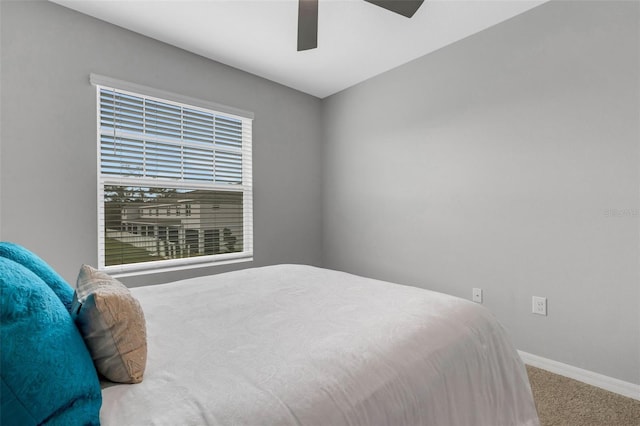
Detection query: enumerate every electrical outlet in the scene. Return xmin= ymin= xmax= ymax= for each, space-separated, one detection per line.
xmin=472 ymin=288 xmax=483 ymax=303
xmin=532 ymin=296 xmax=547 ymax=316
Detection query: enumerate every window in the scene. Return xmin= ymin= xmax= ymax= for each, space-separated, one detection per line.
xmin=92 ymin=74 xmax=253 ymax=274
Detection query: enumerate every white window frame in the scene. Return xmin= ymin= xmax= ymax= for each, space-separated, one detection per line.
xmin=91 ymin=74 xmax=254 ymax=277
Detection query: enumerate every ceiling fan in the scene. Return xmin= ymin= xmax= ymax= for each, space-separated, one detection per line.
xmin=297 ymin=0 xmax=425 ymax=51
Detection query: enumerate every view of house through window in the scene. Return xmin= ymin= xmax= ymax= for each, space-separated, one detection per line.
xmin=104 ymin=186 xmax=243 ymax=266
xmin=94 ymin=76 xmax=253 ymax=272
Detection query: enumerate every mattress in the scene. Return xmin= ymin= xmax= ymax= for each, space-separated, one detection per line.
xmin=100 ymin=264 xmax=539 ymax=425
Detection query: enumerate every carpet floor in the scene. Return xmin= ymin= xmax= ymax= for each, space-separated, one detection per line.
xmin=526 ymin=365 xmax=640 ymax=426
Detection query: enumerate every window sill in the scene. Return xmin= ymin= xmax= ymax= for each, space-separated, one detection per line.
xmin=104 ymin=254 xmax=253 ymax=279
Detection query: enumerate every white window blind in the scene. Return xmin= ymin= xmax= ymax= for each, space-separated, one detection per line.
xmin=93 ymin=75 xmax=253 ymax=275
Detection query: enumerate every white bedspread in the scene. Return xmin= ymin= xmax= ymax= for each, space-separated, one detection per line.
xmin=100 ymin=265 xmax=539 ymax=426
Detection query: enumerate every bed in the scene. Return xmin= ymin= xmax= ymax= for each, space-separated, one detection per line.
xmin=0 ymin=242 xmax=538 ymax=426
xmin=101 ymin=264 xmax=539 ymax=426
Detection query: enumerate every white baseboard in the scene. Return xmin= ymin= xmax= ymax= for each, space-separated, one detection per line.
xmin=518 ymin=350 xmax=640 ymax=401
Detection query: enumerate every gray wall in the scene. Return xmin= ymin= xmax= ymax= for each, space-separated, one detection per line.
xmin=322 ymin=1 xmax=639 ymax=385
xmin=0 ymin=0 xmax=323 ymax=286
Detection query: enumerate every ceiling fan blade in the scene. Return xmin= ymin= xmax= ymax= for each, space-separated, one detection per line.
xmin=363 ymin=0 xmax=425 ymax=18
xmin=298 ymin=0 xmax=318 ymax=51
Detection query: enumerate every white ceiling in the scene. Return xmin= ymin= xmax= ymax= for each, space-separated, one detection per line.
xmin=50 ymin=0 xmax=547 ymax=98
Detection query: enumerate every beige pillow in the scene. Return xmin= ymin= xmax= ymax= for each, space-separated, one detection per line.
xmin=72 ymin=265 xmax=147 ymax=384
